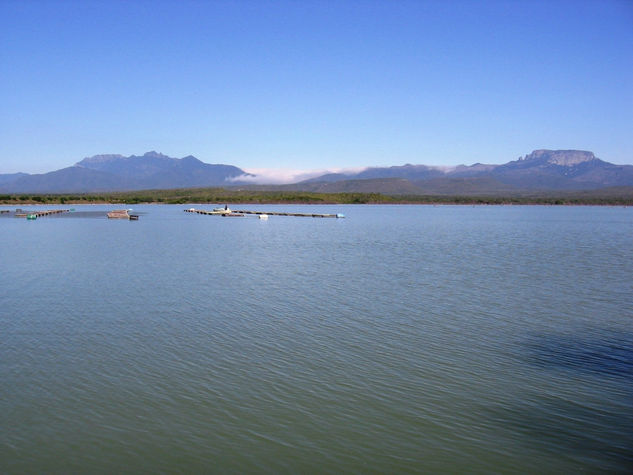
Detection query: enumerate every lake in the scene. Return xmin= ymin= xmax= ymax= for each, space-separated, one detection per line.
xmin=1 ymin=204 xmax=632 ymax=473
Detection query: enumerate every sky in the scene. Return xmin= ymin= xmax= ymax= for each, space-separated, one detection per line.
xmin=1 ymin=0 xmax=632 ymax=177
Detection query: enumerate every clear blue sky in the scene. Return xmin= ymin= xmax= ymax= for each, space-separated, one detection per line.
xmin=1 ymin=0 xmax=632 ymax=174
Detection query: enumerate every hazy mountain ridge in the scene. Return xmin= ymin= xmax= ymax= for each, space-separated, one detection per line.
xmin=302 ymin=150 xmax=633 ymax=192
xmin=1 ymin=149 xmax=631 ymax=194
xmin=0 ymin=167 xmax=135 ymax=193
xmin=0 ymin=172 xmax=29 ymax=185
xmin=1 ymin=152 xmax=251 ymax=193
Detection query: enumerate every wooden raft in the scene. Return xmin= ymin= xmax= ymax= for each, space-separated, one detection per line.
xmin=107 ymin=209 xmax=139 ymax=220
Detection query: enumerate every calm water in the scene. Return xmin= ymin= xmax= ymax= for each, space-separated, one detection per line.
xmin=1 ymin=204 xmax=632 ymax=473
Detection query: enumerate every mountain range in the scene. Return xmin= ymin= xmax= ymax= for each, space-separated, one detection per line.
xmin=0 ymin=151 xmax=250 ymax=193
xmin=297 ymin=150 xmax=633 ymax=195
xmin=1 ymin=149 xmax=632 ymax=195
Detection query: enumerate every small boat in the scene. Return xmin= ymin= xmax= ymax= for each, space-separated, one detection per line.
xmin=258 ymin=214 xmax=269 ymax=220
xmin=26 ymin=213 xmax=37 ymax=220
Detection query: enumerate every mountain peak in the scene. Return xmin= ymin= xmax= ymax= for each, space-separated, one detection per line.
xmin=523 ymin=149 xmax=597 ymax=166
xmin=181 ymin=155 xmax=201 ymax=162
xmin=143 ymin=151 xmax=169 ymax=159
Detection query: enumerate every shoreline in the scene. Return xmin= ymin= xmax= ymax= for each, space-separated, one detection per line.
xmin=1 ymin=199 xmax=631 ymax=207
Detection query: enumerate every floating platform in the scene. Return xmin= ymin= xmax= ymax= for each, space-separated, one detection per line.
xmin=184 ymin=208 xmax=344 ymax=218
xmin=13 ymin=209 xmax=70 ymax=218
xmin=107 ymin=209 xmax=139 ymax=220
xmin=184 ymin=207 xmax=235 ymax=216
xmin=234 ymin=209 xmax=345 ymax=218
xmin=34 ymin=209 xmax=70 ymax=217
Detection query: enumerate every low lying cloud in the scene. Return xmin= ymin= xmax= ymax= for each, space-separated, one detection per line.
xmin=227 ymin=167 xmax=368 ymax=185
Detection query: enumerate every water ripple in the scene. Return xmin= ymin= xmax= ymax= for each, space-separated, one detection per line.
xmin=2 ymin=204 xmax=632 ymax=473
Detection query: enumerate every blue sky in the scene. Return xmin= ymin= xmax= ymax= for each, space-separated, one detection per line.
xmin=1 ymin=0 xmax=632 ymax=175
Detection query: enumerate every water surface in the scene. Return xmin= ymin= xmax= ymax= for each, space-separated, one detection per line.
xmin=1 ymin=205 xmax=632 ymax=473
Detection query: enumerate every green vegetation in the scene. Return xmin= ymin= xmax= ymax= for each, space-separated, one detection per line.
xmin=1 ymin=187 xmax=632 ymax=206
xmin=0 ymin=188 xmax=396 ymax=205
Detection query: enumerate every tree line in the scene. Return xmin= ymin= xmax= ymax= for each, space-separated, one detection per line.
xmin=1 ymin=188 xmax=632 ymax=206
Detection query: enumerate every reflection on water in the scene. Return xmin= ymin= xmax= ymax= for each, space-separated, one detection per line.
xmin=526 ymin=331 xmax=633 ymax=378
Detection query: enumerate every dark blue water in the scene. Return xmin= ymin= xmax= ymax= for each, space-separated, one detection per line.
xmin=1 ymin=204 xmax=632 ymax=473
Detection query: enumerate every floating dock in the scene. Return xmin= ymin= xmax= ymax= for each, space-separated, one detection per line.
xmin=107 ymin=209 xmax=139 ymax=220
xmin=233 ymin=209 xmax=344 ymax=218
xmin=184 ymin=208 xmax=344 ymax=218
xmin=13 ymin=209 xmax=70 ymax=218
xmin=34 ymin=209 xmax=70 ymax=217
xmin=185 ymin=208 xmax=229 ymax=216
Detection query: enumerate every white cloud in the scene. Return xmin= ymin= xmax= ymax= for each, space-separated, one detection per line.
xmin=227 ymin=167 xmax=368 ymax=185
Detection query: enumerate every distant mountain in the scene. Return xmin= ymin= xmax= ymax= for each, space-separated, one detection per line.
xmin=302 ymin=164 xmax=444 ymax=183
xmin=447 ymin=163 xmax=499 ymax=177
xmin=246 ymin=176 xmax=522 ymax=196
xmin=0 ymin=172 xmax=29 ymax=185
xmin=292 ymin=178 xmax=426 ymax=194
xmin=487 ymin=150 xmax=633 ymax=189
xmin=411 ymin=176 xmax=520 ymax=195
xmin=1 ymin=167 xmax=136 ymax=193
xmin=1 ymin=149 xmax=631 ymax=194
xmin=303 ymin=150 xmax=633 ymax=192
xmin=0 ymin=152 xmax=252 ymax=193
xmin=76 ymin=151 xmax=252 ymax=190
